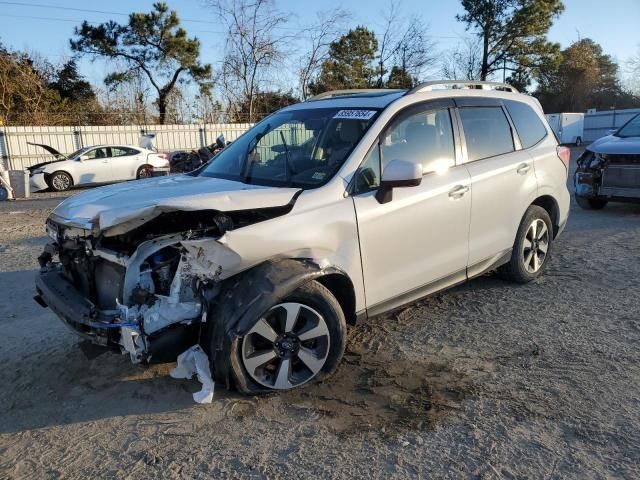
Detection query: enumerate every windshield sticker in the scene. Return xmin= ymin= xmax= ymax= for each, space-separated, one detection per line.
xmin=333 ymin=110 xmax=377 ymax=120
xmin=312 ymin=171 xmax=326 ymax=180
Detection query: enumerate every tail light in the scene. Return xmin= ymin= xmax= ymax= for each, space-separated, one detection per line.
xmin=157 ymin=153 xmax=170 ymax=167
xmin=556 ymin=146 xmax=571 ymax=170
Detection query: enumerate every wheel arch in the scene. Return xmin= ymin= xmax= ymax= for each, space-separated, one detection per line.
xmin=530 ymin=195 xmax=560 ymax=238
xmin=205 ymin=257 xmax=355 ymax=390
xmin=45 ymin=170 xmax=75 ymax=188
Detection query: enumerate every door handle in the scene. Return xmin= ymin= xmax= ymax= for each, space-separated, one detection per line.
xmin=448 ymin=185 xmax=469 ymax=199
xmin=517 ymin=163 xmax=531 ymax=175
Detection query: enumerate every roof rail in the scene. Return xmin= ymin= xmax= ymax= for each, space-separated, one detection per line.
xmin=307 ymin=89 xmax=404 ymax=101
xmin=407 ymin=81 xmax=518 ymax=95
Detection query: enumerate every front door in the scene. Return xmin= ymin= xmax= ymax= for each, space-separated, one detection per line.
xmin=78 ymin=147 xmax=113 ymax=184
xmin=352 ymin=101 xmax=472 ymax=313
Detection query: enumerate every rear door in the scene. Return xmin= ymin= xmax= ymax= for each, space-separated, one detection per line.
xmin=109 ymin=147 xmax=142 ymax=181
xmin=455 ymin=98 xmax=538 ymax=272
xmin=352 ymin=100 xmax=472 ymax=312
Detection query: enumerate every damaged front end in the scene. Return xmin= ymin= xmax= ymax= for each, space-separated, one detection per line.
xmin=575 ymin=149 xmax=640 ymax=200
xmin=35 ymin=206 xmax=290 ymax=364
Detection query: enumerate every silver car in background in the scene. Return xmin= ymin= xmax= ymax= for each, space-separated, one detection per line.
xmin=575 ymin=113 xmax=640 ymax=209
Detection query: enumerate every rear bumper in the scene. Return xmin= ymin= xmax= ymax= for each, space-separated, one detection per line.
xmin=35 ymin=269 xmax=124 ymax=345
xmin=151 ymin=167 xmax=170 ymax=177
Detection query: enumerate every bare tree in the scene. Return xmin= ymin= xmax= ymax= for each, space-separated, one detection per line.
xmin=376 ymin=1 xmax=402 ymax=87
xmin=376 ymin=3 xmax=436 ymax=86
xmin=441 ymin=38 xmax=483 ymax=81
xmin=212 ymin=0 xmax=290 ymax=122
xmin=298 ymin=8 xmax=351 ymax=99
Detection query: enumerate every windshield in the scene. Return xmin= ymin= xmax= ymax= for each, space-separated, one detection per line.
xmin=615 ymin=114 xmax=640 ymax=138
xmin=198 ymin=107 xmax=380 ymax=188
xmin=68 ymin=147 xmax=89 ymax=160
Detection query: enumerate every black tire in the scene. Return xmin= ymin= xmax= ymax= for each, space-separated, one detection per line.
xmin=48 ymin=171 xmax=73 ymax=191
xmin=136 ymin=164 xmax=153 ymax=179
xmin=498 ymin=205 xmax=553 ymax=283
xmin=575 ymin=136 xmax=582 ymax=147
xmin=229 ymin=280 xmax=347 ymax=394
xmin=575 ymin=195 xmax=608 ymax=210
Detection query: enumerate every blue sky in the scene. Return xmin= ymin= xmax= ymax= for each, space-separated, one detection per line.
xmin=0 ymin=0 xmax=638 ymax=89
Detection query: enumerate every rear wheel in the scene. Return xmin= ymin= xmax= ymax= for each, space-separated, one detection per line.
xmin=136 ymin=164 xmax=153 ymax=179
xmin=48 ymin=171 xmax=72 ymax=191
xmin=231 ymin=281 xmax=346 ymax=393
xmin=499 ymin=205 xmax=553 ymax=283
xmin=575 ymin=195 xmax=608 ymax=210
xmin=575 ymin=136 xmax=582 ymax=147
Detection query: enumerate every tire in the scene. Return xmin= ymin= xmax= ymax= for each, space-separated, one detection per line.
xmin=48 ymin=171 xmax=72 ymax=191
xmin=0 ymin=185 xmax=9 ymax=201
xmin=229 ymin=280 xmax=347 ymax=393
xmin=498 ymin=205 xmax=553 ymax=283
xmin=136 ymin=164 xmax=153 ymax=179
xmin=575 ymin=136 xmax=582 ymax=147
xmin=575 ymin=195 xmax=608 ymax=210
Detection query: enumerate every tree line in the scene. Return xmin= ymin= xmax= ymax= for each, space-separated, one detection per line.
xmin=1 ymin=0 xmax=639 ymax=126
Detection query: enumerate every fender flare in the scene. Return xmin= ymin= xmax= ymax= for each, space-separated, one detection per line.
xmin=203 ymin=257 xmax=345 ymax=390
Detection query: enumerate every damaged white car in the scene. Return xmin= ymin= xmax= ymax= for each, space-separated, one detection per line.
xmin=34 ymin=82 xmax=570 ymax=393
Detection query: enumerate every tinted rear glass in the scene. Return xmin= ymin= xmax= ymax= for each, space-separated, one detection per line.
xmin=505 ymin=100 xmax=547 ymax=148
xmin=459 ymin=107 xmax=514 ymax=161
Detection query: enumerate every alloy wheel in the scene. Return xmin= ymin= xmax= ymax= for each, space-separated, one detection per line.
xmin=241 ymin=302 xmax=330 ymax=390
xmin=522 ymin=218 xmax=549 ymax=273
xmin=52 ymin=174 xmax=70 ymax=190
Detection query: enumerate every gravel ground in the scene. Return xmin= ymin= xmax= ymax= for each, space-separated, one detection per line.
xmin=1 ymin=153 xmax=639 ymax=479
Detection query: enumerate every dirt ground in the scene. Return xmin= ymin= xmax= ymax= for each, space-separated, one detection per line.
xmin=1 ymin=153 xmax=639 ymax=479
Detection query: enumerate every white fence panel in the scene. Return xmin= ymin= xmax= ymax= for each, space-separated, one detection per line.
xmin=584 ymin=108 xmax=640 ymax=142
xmin=0 ymin=123 xmax=253 ymax=170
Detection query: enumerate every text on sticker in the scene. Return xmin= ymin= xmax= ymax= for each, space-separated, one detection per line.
xmin=333 ymin=110 xmax=377 ymax=120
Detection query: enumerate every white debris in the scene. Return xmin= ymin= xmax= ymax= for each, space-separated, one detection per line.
xmin=170 ymin=345 xmax=215 ymax=404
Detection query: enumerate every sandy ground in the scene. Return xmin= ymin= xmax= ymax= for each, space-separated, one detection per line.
xmin=1 ymin=154 xmax=639 ymax=479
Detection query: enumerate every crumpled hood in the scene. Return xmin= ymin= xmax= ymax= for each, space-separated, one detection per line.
xmin=588 ymin=134 xmax=640 ymax=154
xmin=51 ymin=175 xmax=300 ymax=234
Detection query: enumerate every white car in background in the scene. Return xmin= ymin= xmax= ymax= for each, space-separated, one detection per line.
xmin=28 ymin=143 xmax=170 ymax=192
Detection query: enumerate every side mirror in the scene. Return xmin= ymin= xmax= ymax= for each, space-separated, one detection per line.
xmin=375 ymin=159 xmax=422 ymax=204
xmin=79 ymin=155 xmax=88 ymax=162
xmin=607 ymin=129 xmax=617 ymax=136
xmin=216 ymin=134 xmax=226 ymax=148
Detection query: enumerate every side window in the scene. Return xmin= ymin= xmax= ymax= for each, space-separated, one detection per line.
xmin=85 ymin=147 xmax=110 ymax=160
xmin=354 ymin=143 xmax=381 ymax=193
xmin=504 ymin=100 xmax=547 ymax=148
xmin=381 ymin=107 xmax=456 ymax=175
xmin=111 ymin=147 xmax=138 ymax=157
xmin=459 ymin=107 xmax=514 ymax=161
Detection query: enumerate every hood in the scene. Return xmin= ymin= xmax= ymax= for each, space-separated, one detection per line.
xmin=588 ymin=135 xmax=640 ymax=154
xmin=51 ymin=175 xmax=301 ymax=235
xmin=26 ymin=142 xmax=69 ymax=172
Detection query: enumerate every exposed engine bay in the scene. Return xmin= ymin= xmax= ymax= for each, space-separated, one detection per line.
xmin=575 ymin=150 xmax=640 ymax=200
xmin=35 ymin=206 xmax=291 ymax=364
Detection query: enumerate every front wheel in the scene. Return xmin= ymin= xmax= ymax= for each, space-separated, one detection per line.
xmin=575 ymin=195 xmax=608 ymax=210
xmin=499 ymin=205 xmax=553 ymax=283
xmin=231 ymin=281 xmax=346 ymax=393
xmin=48 ymin=171 xmax=72 ymax=191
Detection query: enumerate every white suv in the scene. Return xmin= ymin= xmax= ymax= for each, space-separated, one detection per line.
xmin=35 ymin=81 xmax=570 ymax=393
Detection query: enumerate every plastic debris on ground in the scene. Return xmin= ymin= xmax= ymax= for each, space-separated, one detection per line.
xmin=169 ymin=345 xmax=215 ymax=404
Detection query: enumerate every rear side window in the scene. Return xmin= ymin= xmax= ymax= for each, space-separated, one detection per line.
xmin=459 ymin=107 xmax=514 ymax=161
xmin=504 ymin=100 xmax=547 ymax=148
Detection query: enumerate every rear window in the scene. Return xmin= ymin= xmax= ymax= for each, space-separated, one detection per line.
xmin=505 ymin=100 xmax=547 ymax=148
xmin=459 ymin=107 xmax=514 ymax=161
